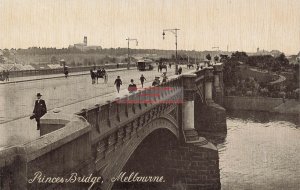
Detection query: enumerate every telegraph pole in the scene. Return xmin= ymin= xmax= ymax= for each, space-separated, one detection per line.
xmin=126 ymin=38 xmax=138 ymax=69
xmin=162 ymin=28 xmax=180 ymax=74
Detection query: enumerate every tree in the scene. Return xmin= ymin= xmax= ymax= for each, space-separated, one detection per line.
xmin=223 ymin=59 xmax=241 ymax=87
xmin=275 ymin=53 xmax=289 ymax=67
xmin=231 ymin=51 xmax=248 ymax=62
xmin=51 ymin=56 xmax=58 ymax=64
xmin=0 ymin=55 xmax=4 ymax=64
xmin=83 ymin=58 xmax=88 ymax=66
xmin=70 ymin=60 xmax=76 ymax=66
xmin=3 ymin=49 xmax=10 ymax=57
xmin=294 ymin=64 xmax=299 ymax=83
xmin=220 ymin=54 xmax=229 ymax=62
xmin=214 ymin=55 xmax=219 ymax=62
xmin=206 ymin=54 xmax=211 ymax=61
xmin=171 ymin=54 xmax=176 ymax=60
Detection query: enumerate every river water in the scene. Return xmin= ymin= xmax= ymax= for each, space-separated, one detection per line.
xmin=218 ymin=111 xmax=300 ymax=190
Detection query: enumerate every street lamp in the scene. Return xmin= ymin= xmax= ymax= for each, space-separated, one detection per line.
xmin=162 ymin=28 xmax=180 ymax=74
xmin=126 ymin=38 xmax=138 ymax=69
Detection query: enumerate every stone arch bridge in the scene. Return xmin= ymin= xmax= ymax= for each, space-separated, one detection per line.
xmin=0 ymin=64 xmax=226 ymax=190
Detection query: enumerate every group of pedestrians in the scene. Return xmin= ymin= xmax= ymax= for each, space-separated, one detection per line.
xmin=114 ymin=74 xmax=147 ymax=94
xmin=113 ymin=71 xmax=171 ymax=94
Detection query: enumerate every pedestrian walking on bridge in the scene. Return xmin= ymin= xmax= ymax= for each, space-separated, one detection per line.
xmin=30 ymin=93 xmax=47 ymax=130
xmin=178 ymin=66 xmax=182 ymax=75
xmin=140 ymin=74 xmax=146 ymax=88
xmin=114 ymin=76 xmax=122 ymax=93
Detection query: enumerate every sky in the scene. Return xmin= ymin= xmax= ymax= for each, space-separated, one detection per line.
xmin=0 ymin=0 xmax=299 ymax=54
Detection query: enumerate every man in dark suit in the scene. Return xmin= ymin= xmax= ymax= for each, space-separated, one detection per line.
xmin=31 ymin=93 xmax=47 ymax=130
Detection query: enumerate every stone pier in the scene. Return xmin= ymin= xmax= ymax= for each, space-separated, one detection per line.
xmin=195 ymin=67 xmax=227 ymax=134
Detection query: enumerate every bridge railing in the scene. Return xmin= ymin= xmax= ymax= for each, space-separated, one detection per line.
xmin=8 ymin=63 xmax=136 ymax=78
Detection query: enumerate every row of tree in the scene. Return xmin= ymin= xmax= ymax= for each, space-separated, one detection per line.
xmin=222 ymin=51 xmax=299 ymax=99
xmin=1 ymin=47 xmax=176 ymax=57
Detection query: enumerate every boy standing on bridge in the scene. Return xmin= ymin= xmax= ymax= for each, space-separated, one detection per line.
xmin=114 ymin=76 xmax=122 ymax=93
xmin=128 ymin=79 xmax=137 ymax=93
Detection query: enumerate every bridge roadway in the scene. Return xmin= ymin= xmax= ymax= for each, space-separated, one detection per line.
xmin=0 ymin=66 xmax=190 ymax=148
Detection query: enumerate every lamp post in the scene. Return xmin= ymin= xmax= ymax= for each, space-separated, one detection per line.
xmin=162 ymin=28 xmax=180 ymax=74
xmin=126 ymin=38 xmax=138 ymax=70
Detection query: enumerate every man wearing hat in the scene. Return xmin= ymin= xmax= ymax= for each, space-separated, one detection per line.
xmin=152 ymin=76 xmax=160 ymax=86
xmin=31 ymin=93 xmax=47 ymax=130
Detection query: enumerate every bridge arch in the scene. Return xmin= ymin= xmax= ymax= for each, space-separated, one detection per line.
xmin=100 ymin=116 xmax=180 ymax=190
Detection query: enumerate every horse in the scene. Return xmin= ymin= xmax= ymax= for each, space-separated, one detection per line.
xmin=158 ymin=64 xmax=168 ymax=73
xmin=96 ymin=69 xmax=108 ymax=84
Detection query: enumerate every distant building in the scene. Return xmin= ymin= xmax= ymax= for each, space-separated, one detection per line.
xmin=250 ymin=49 xmax=282 ymax=57
xmin=69 ymin=36 xmax=102 ymax=51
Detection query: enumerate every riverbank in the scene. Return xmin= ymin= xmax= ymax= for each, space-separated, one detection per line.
xmin=224 ymin=96 xmax=300 ymax=116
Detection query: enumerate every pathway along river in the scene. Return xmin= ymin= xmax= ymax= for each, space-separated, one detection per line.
xmin=217 ymin=111 xmax=299 ymax=190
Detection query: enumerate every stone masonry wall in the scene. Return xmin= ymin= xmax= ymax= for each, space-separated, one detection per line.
xmin=164 ymin=143 xmax=220 ymax=190
xmin=224 ymin=96 xmax=283 ymax=111
xmin=112 ymin=129 xmax=220 ymax=190
xmin=195 ymin=95 xmax=227 ymax=134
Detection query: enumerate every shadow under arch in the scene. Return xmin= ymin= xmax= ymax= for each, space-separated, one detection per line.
xmin=100 ymin=117 xmax=180 ymax=190
xmin=111 ymin=128 xmax=178 ymax=190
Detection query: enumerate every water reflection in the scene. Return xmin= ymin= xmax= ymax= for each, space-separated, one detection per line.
xmin=216 ymin=111 xmax=300 ymax=190
xmin=227 ymin=110 xmax=299 ymax=127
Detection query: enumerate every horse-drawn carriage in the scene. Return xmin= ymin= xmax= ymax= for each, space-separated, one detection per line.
xmin=96 ymin=69 xmax=108 ymax=83
xmin=158 ymin=62 xmax=168 ymax=72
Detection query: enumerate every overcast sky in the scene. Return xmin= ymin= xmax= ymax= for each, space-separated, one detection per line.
xmin=0 ymin=0 xmax=299 ymax=54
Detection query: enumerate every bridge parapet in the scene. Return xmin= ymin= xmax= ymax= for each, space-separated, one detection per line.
xmin=0 ymin=113 xmax=91 ymax=190
xmin=74 ymin=77 xmax=183 ymax=145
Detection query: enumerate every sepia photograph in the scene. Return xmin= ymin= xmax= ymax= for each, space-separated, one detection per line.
xmin=0 ymin=0 xmax=299 ymax=189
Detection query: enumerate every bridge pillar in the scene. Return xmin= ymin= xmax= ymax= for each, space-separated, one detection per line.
xmin=195 ymin=67 xmax=227 ymax=134
xmin=182 ymin=74 xmax=199 ymax=142
xmin=213 ymin=64 xmax=224 ymax=106
xmin=204 ymin=67 xmax=214 ymax=103
xmin=205 ymin=81 xmax=213 ymax=102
